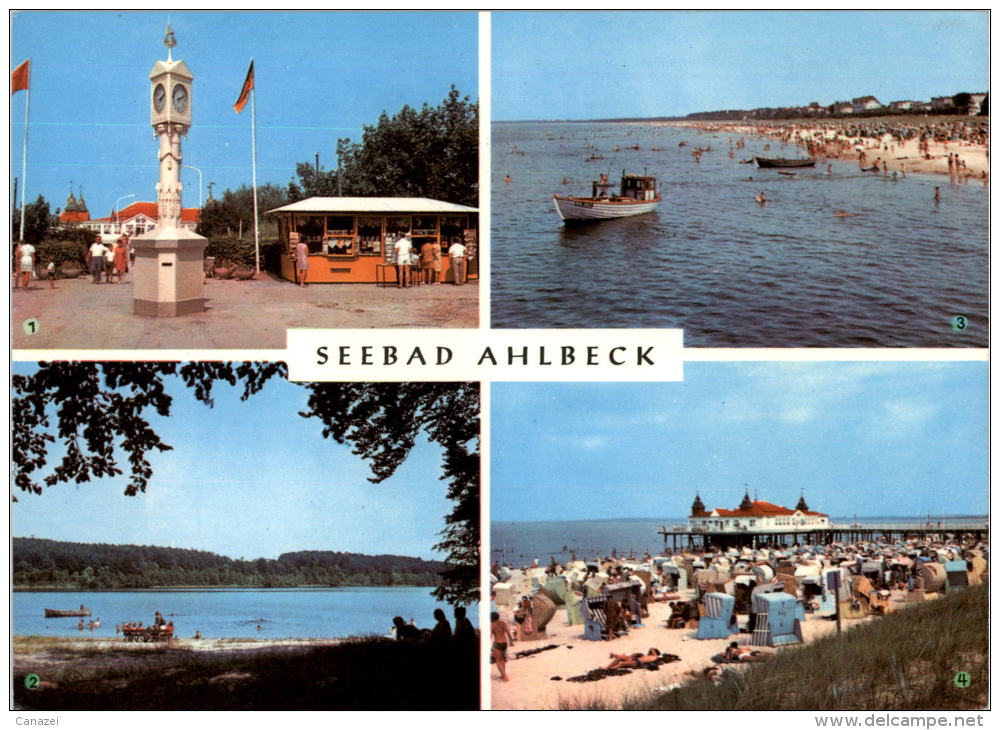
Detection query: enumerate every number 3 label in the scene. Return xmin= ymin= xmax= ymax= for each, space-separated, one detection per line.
xmin=951 ymin=315 xmax=969 ymax=332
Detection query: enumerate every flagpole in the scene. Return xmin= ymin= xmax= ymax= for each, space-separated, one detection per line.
xmin=250 ymin=59 xmax=259 ymax=273
xmin=19 ymin=63 xmax=29 ymax=242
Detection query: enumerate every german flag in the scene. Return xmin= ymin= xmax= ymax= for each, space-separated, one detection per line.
xmin=11 ymin=59 xmax=29 ymax=95
xmin=233 ymin=60 xmax=254 ymax=113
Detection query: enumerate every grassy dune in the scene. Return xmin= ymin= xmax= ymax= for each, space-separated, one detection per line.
xmin=13 ymin=635 xmax=478 ymax=710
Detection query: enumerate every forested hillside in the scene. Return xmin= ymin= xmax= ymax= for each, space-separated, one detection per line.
xmin=12 ymin=538 xmax=445 ymax=589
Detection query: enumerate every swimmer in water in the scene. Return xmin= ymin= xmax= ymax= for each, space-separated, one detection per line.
xmin=755 ymin=192 xmax=767 ymax=205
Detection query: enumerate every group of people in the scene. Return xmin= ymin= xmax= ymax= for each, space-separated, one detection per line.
xmin=86 ymin=234 xmax=132 ymax=284
xmin=391 ymin=233 xmax=468 ymax=288
xmin=390 ymin=606 xmax=476 ymax=646
xmin=291 ymin=231 xmax=469 ymax=288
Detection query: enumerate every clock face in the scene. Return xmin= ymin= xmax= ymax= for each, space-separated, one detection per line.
xmin=153 ymin=83 xmax=166 ymax=113
xmin=172 ymin=84 xmax=188 ymax=114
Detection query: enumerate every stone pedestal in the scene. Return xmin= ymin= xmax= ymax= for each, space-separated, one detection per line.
xmin=132 ymin=226 xmax=207 ymax=316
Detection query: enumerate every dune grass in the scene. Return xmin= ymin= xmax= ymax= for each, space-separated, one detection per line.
xmin=13 ymin=635 xmax=478 ymax=710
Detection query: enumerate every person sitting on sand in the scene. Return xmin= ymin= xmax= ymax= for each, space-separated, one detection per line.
xmin=491 ymin=612 xmax=515 ymax=682
xmin=666 ymin=601 xmax=687 ymax=629
xmin=605 ymin=648 xmax=661 ymax=670
xmin=392 ymin=615 xmax=421 ymax=641
xmin=453 ymin=606 xmax=476 ymax=647
xmin=430 ymin=608 xmax=452 ymax=644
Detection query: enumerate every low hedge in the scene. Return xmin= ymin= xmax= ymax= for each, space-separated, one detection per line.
xmin=205 ymin=237 xmax=281 ymax=269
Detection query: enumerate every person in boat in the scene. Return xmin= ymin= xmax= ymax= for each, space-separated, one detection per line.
xmin=154 ymin=611 xmax=165 ymax=627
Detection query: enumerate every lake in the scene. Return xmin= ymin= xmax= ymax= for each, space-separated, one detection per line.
xmin=491 ymin=122 xmax=988 ymax=346
xmin=13 ymin=587 xmax=476 ymax=640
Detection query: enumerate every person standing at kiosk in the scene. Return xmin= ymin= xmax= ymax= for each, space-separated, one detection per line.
xmin=394 ymin=233 xmax=413 ymax=288
xmin=448 ymin=239 xmax=467 ymax=286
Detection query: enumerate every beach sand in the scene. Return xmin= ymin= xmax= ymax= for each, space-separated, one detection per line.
xmin=665 ymin=119 xmax=989 ymax=180
xmin=489 ymin=596 xmax=860 ymax=710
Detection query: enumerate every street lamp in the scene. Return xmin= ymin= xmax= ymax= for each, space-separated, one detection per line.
xmin=115 ymin=193 xmax=136 ymax=235
xmin=182 ymin=164 xmax=203 ymax=210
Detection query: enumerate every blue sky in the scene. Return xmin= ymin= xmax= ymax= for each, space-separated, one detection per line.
xmin=10 ymin=11 xmax=477 ymax=219
xmin=492 ymin=11 xmax=989 ymax=120
xmin=491 ymin=363 xmax=988 ymax=522
xmin=12 ymin=368 xmax=456 ymax=561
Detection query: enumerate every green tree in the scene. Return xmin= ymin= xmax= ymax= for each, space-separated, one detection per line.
xmin=12 ymin=363 xmax=479 ymax=606
xmin=12 ymin=194 xmax=52 ymax=244
xmin=314 ymin=86 xmax=478 ymax=207
xmin=197 ymin=184 xmax=287 ymax=239
xmin=952 ymin=92 xmax=972 ymax=115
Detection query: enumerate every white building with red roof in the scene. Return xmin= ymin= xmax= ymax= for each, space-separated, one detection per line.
xmin=688 ymin=491 xmax=829 ymax=534
xmin=81 ymin=201 xmax=200 ymax=240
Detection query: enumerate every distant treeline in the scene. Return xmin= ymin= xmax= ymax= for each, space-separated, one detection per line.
xmin=12 ymin=538 xmax=445 ymax=589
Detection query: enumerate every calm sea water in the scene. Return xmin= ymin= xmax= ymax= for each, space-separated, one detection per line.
xmin=491 ymin=122 xmax=988 ymax=346
xmin=13 ymin=587 xmax=475 ymax=640
xmin=491 ymin=516 xmax=982 ymax=568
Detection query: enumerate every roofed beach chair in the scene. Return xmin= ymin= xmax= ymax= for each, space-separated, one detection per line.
xmin=944 ymin=560 xmax=969 ymax=592
xmin=750 ymin=592 xmax=803 ymax=648
xmin=583 ymin=595 xmax=611 ymax=640
xmin=695 ymin=592 xmax=738 ymax=640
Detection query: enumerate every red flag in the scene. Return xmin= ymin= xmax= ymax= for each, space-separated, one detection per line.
xmin=11 ymin=59 xmax=29 ymax=95
xmin=233 ymin=60 xmax=254 ymax=113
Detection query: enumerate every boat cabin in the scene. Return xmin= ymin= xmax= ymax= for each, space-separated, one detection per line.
xmin=620 ymin=173 xmax=658 ymax=201
xmin=266 ymin=196 xmax=478 ymax=284
xmin=590 ymin=173 xmax=658 ymax=201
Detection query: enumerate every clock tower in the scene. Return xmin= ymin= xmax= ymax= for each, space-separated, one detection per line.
xmin=133 ymin=25 xmax=206 ymax=317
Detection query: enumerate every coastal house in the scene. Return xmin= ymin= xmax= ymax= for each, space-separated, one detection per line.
xmin=931 ymin=96 xmax=955 ymax=112
xmin=967 ymin=93 xmax=987 ymax=115
xmin=687 ymin=492 xmax=830 ymax=534
xmin=851 ymin=95 xmax=882 ymax=113
xmin=889 ymin=100 xmax=921 ymax=112
xmin=81 ymin=201 xmax=201 ymax=239
xmin=830 ymin=101 xmax=853 ymax=115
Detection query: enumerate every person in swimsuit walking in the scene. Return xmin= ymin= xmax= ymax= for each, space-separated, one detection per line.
xmin=490 ymin=611 xmax=514 ymax=682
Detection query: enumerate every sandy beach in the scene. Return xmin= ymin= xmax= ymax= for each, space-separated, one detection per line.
xmin=665 ymin=117 xmax=989 ymax=180
xmin=490 ymin=593 xmax=871 ymax=710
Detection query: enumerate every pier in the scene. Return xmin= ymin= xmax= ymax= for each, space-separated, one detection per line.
xmin=658 ymin=518 xmax=988 ymax=551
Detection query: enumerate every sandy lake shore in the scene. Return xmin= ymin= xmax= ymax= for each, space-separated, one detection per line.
xmin=490 ymin=593 xmax=884 ymax=710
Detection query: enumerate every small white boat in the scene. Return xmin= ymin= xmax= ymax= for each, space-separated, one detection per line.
xmin=553 ymin=171 xmax=660 ymax=224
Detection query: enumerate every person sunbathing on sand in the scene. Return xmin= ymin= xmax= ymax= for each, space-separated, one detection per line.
xmin=605 ymin=648 xmax=661 ymax=670
xmin=724 ymin=641 xmax=772 ymax=663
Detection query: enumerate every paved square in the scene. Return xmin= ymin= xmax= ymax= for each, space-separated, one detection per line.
xmin=12 ymin=273 xmax=479 ymax=351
